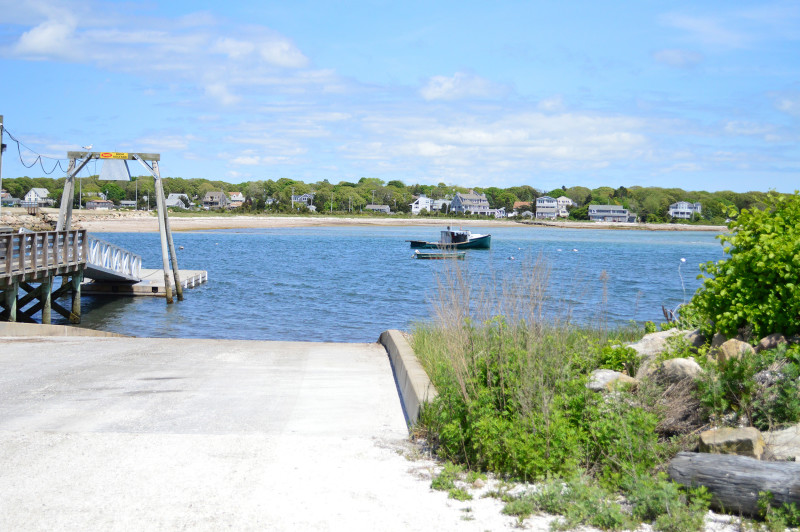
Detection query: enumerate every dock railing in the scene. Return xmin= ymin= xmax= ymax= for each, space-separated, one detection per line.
xmin=86 ymin=235 xmax=142 ymax=280
xmin=1 ymin=230 xmax=87 ymax=280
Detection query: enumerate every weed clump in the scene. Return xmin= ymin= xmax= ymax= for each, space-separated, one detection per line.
xmin=412 ymin=255 xmax=709 ymax=530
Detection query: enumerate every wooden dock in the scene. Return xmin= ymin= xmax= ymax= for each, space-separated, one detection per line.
xmin=82 ymin=268 xmax=208 ymax=297
xmin=1 ymin=230 xmax=86 ymax=324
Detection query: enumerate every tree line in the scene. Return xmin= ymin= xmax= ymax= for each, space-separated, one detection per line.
xmin=2 ymin=175 xmax=770 ymax=224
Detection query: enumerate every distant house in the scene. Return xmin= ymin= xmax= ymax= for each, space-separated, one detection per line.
xmin=492 ymin=207 xmax=507 ymax=219
xmin=365 ymin=204 xmax=391 ymax=214
xmin=202 ymin=191 xmax=228 ymax=210
xmin=229 ymin=192 xmax=245 ymax=203
xmin=668 ymin=201 xmax=702 ymax=219
xmin=1 ymin=190 xmax=20 ymax=207
xmin=119 ymin=200 xmax=137 ymax=209
xmin=86 ymin=199 xmax=115 ymax=210
xmin=556 ymin=196 xmax=574 ymax=217
xmin=165 ymin=193 xmax=190 ymax=209
xmin=23 ymin=188 xmax=54 ymax=207
xmin=588 ymin=205 xmax=637 ymax=223
xmin=409 ymin=194 xmax=432 ymax=215
xmin=432 ymin=199 xmax=451 ymax=212
xmin=450 ymin=190 xmax=491 ymax=215
xmin=291 ymin=193 xmax=314 ymax=206
xmin=535 ymin=196 xmax=558 ymax=219
xmin=513 ymin=201 xmax=532 ymax=212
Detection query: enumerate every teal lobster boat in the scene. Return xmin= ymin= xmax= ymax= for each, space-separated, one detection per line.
xmin=408 ymin=227 xmax=491 ymax=250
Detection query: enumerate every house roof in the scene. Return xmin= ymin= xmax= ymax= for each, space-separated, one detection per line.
xmin=28 ymin=188 xmax=50 ymax=197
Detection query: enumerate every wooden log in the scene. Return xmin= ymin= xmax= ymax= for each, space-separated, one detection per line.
xmin=668 ymin=451 xmax=800 ymax=516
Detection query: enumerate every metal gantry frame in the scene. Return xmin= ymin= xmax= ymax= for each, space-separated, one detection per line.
xmin=57 ymin=151 xmax=183 ymax=303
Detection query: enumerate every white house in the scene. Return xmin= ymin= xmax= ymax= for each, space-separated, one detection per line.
xmin=432 ymin=199 xmax=451 ymax=212
xmin=535 ymin=196 xmax=558 ymax=219
xmin=229 ymin=192 xmax=245 ymax=203
xmin=588 ymin=205 xmax=637 ymax=223
xmin=450 ymin=190 xmax=491 ymax=215
xmin=409 ymin=194 xmax=432 ymax=214
xmin=556 ymin=196 xmax=574 ymax=217
xmin=668 ymin=201 xmax=702 ymax=219
xmin=24 ymin=188 xmax=53 ymax=206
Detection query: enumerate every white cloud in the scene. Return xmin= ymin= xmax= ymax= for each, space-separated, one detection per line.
xmin=4 ymin=4 xmax=317 ymax=107
xmin=14 ymin=16 xmax=80 ymax=60
xmin=662 ymin=13 xmax=748 ymax=48
xmin=537 ymin=95 xmax=565 ymax=113
xmin=773 ymin=93 xmax=800 ymax=117
xmin=232 ymin=155 xmax=261 ymax=165
xmin=420 ymin=72 xmax=506 ymax=101
xmin=653 ymin=49 xmax=704 ymax=68
xmin=724 ymin=121 xmax=772 ymax=135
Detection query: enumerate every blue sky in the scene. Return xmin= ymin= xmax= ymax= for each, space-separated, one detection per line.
xmin=1 ymin=0 xmax=798 ymax=192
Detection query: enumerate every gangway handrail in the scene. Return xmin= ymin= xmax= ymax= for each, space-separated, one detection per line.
xmin=85 ymin=235 xmax=142 ymax=280
xmin=0 ymin=230 xmax=87 ymax=279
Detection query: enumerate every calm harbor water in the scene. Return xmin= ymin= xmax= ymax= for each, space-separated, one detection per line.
xmin=68 ymin=225 xmax=725 ymax=342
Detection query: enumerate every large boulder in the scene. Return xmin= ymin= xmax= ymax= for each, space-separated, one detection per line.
xmin=763 ymin=424 xmax=800 ymax=461
xmin=699 ymin=427 xmax=765 ymax=460
xmin=628 ymin=330 xmax=683 ymax=359
xmin=657 ymin=357 xmax=703 ymax=384
xmin=755 ymin=333 xmax=787 ymax=353
xmin=713 ymin=339 xmax=755 ymax=366
xmin=587 ymin=369 xmax=637 ymax=392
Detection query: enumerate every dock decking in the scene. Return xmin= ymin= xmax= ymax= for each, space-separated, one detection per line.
xmin=82 ymin=268 xmax=208 ymax=297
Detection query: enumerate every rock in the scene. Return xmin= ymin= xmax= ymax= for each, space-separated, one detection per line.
xmin=658 ymin=357 xmax=703 ymax=384
xmin=711 ymin=332 xmax=729 ymax=348
xmin=713 ymin=339 xmax=754 ymax=366
xmin=587 ymin=369 xmax=638 ymax=392
xmin=630 ymin=330 xmax=684 ymax=378
xmin=699 ymin=427 xmax=765 ymax=460
xmin=471 ymin=478 xmax=485 ymax=489
xmin=789 ymin=335 xmax=800 ymax=345
xmin=684 ymin=329 xmax=706 ymax=348
xmin=764 ymin=424 xmax=800 ymax=461
xmin=628 ymin=330 xmax=683 ymax=358
xmin=756 ymin=333 xmax=787 ymax=353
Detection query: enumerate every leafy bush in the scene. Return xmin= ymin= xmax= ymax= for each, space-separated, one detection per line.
xmin=624 ymin=473 xmax=710 ymax=532
xmin=696 ymin=343 xmax=800 ymax=430
xmin=688 ymin=191 xmax=800 ymax=339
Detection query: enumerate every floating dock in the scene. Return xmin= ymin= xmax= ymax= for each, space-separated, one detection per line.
xmin=82 ymin=268 xmax=208 ymax=297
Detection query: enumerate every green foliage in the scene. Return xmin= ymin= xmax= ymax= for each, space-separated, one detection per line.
xmin=696 ymin=344 xmax=800 ymax=430
xmin=595 ymin=344 xmax=639 ymax=375
xmin=758 ymin=491 xmax=800 ymax=530
xmin=624 ymin=473 xmax=710 ymax=532
xmin=688 ymin=191 xmax=800 ymax=338
xmin=502 ymin=476 xmax=633 ymax=530
xmin=430 ymin=462 xmax=463 ymax=491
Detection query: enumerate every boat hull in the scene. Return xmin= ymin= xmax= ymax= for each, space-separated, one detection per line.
xmin=409 ymin=234 xmax=491 ymax=250
xmin=413 ymin=250 xmax=466 ymax=260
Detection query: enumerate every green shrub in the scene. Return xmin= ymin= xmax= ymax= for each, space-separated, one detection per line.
xmin=596 ymin=344 xmax=639 ymax=375
xmin=624 ymin=473 xmax=710 ymax=532
xmin=688 ymin=191 xmax=800 ymax=339
xmin=696 ymin=344 xmax=800 ymax=429
xmin=503 ymin=476 xmax=633 ymax=530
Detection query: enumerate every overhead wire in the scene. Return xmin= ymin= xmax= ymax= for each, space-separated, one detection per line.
xmin=2 ymin=126 xmax=70 ymax=175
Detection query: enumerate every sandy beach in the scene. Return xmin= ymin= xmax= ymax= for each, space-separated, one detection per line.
xmin=1 ymin=207 xmax=726 ymax=233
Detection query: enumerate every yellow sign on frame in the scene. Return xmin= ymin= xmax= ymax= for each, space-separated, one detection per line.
xmin=99 ymin=152 xmax=129 ymax=159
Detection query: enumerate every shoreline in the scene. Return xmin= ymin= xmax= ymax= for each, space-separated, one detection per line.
xmin=0 ymin=207 xmax=727 ymax=233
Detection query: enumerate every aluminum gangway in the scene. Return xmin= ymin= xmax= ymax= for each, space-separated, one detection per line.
xmin=83 ymin=235 xmax=142 ymax=282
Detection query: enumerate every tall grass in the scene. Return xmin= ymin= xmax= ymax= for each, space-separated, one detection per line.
xmin=413 ymin=254 xmax=669 ymax=482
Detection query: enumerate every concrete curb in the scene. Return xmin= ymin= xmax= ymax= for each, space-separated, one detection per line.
xmin=0 ymin=322 xmax=127 ymax=338
xmin=379 ymin=329 xmax=438 ymax=427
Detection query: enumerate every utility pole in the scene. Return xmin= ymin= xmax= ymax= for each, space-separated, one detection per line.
xmin=0 ymin=115 xmax=4 ymax=217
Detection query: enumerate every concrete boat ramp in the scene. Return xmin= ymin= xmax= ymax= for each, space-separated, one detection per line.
xmin=0 ymin=325 xmax=512 ymax=531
